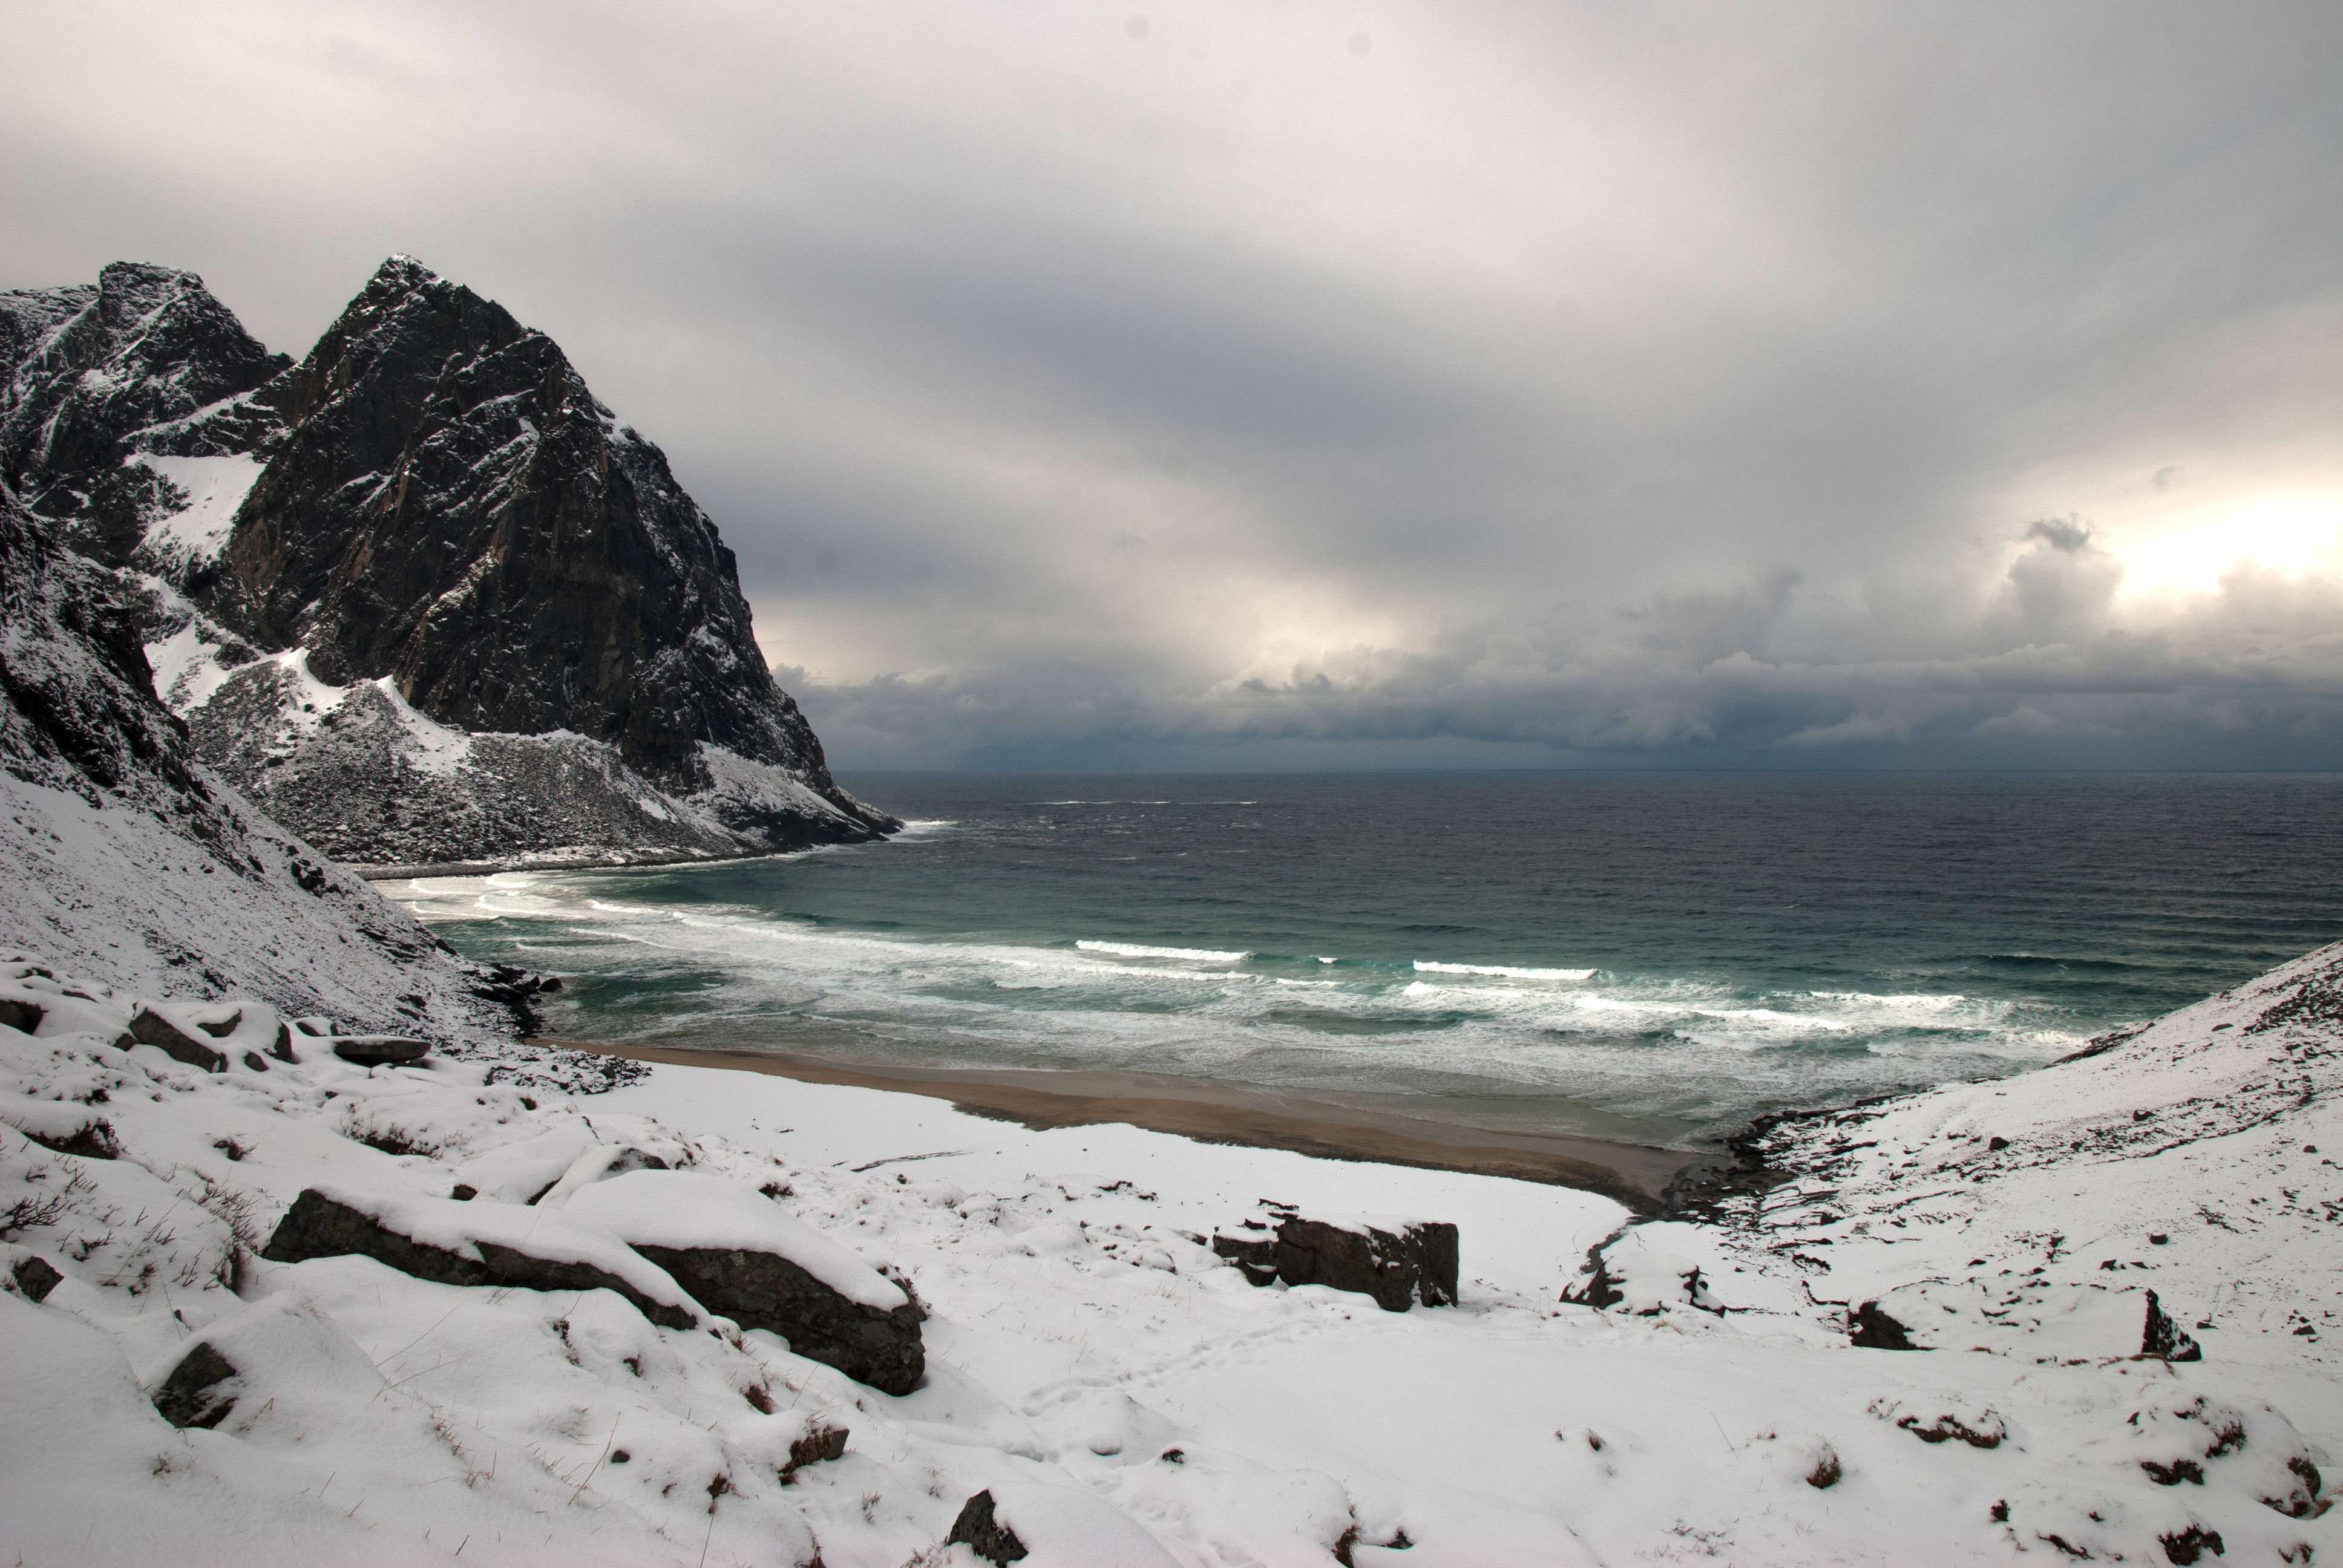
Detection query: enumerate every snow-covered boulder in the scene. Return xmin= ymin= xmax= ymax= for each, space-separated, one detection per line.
xmin=563 ymin=1169 xmax=926 ymax=1394
xmin=947 ymin=1483 xmax=1184 ymax=1567
xmin=1269 ymin=1213 xmax=1458 ymax=1312
xmin=259 ymin=1183 xmax=708 ymax=1331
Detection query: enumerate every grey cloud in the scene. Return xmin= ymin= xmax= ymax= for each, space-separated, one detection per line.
xmin=796 ymin=551 xmax=2343 ymax=766
xmin=8 ymin=0 xmax=2341 ymax=769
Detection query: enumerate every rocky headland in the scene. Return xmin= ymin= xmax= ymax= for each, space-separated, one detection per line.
xmin=1 ymin=258 xmax=893 ymax=871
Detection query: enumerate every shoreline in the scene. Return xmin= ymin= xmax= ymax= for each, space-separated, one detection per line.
xmin=358 ymin=844 xmax=835 ymax=881
xmin=542 ymin=1037 xmax=1708 ymax=1212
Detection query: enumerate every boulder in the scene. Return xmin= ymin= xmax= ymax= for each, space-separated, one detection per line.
xmin=0 ymin=998 xmax=42 ymax=1034
xmin=948 ymin=1491 xmax=1029 ymax=1565
xmin=258 ymin=1186 xmax=701 ymax=1330
xmin=151 ymin=1340 xmax=240 ymax=1429
xmin=1273 ymin=1215 xmax=1460 ymax=1312
xmin=563 ymin=1171 xmax=925 ymax=1394
xmin=782 ymin=1423 xmax=849 ymax=1478
xmin=944 ymin=1482 xmax=1183 ymax=1567
xmin=126 ymin=1007 xmax=226 ymax=1072
xmin=2143 ymin=1289 xmax=2203 ymax=1362
xmin=1210 ymin=1229 xmax=1279 ymax=1286
xmin=330 ymin=1035 xmax=429 ymax=1066
xmin=1850 ymin=1300 xmax=1920 ymax=1350
xmin=10 ymin=1255 xmax=63 ymax=1303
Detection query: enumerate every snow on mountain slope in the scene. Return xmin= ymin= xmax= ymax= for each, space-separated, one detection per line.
xmin=123 ymin=451 xmax=264 ymax=581
xmin=6 ymin=932 xmax=2340 ymax=1564
xmin=146 ymin=597 xmax=865 ymax=871
xmin=0 ymin=494 xmax=622 ymax=1090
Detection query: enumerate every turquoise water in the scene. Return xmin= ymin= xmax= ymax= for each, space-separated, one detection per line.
xmin=390 ymin=772 xmax=2343 ymax=1148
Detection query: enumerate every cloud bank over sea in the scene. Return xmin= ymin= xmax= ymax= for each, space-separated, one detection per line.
xmin=795 ymin=521 xmax=2343 ymax=767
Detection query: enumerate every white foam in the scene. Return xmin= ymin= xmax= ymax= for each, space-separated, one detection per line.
xmin=1414 ymin=961 xmax=1596 ymax=981
xmin=1077 ymin=940 xmax=1250 ymax=962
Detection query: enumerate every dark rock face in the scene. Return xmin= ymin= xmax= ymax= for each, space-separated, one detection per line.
xmin=330 ymin=1036 xmax=430 ymax=1067
xmin=1273 ymin=1217 xmax=1459 ymax=1312
xmin=151 ymin=1339 xmax=241 ymax=1429
xmin=208 ymin=258 xmax=841 ymax=794
xmin=1850 ymin=1300 xmax=1920 ymax=1350
xmin=1210 ymin=1229 xmax=1279 ymax=1285
xmin=127 ymin=1007 xmax=228 ymax=1072
xmin=260 ymin=1187 xmax=696 ymax=1330
xmin=631 ymin=1242 xmax=926 ymax=1396
xmin=2143 ymin=1289 xmax=2203 ymax=1362
xmin=782 ymin=1424 xmax=849 ymax=1478
xmin=946 ymin=1491 xmax=1030 ymax=1565
xmin=0 ymin=263 xmax=286 ymax=561
xmin=0 ymin=498 xmax=198 ymax=806
xmin=10 ymin=1254 xmax=64 ymax=1302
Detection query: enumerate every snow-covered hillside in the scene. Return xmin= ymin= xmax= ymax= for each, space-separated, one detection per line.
xmin=6 ymin=935 xmax=2340 ymax=1565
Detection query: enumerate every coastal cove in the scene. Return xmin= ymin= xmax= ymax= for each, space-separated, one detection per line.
xmin=394 ymin=770 xmax=2343 ymax=1153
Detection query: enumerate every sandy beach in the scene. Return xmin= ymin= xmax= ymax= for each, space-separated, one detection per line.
xmin=545 ymin=1036 xmax=1703 ymax=1210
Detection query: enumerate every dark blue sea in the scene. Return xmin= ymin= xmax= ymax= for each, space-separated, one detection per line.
xmin=391 ymin=773 xmax=2343 ymax=1149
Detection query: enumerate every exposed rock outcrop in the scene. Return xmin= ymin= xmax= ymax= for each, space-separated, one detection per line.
xmin=260 ymin=1186 xmax=701 ymax=1330
xmin=1272 ymin=1215 xmax=1459 ymax=1312
xmin=946 ymin=1491 xmax=1030 ymax=1566
xmin=1214 ymin=1212 xmax=1460 ymax=1310
xmin=0 ymin=263 xmax=286 ymax=563
xmin=563 ymin=1170 xmax=926 ymax=1394
xmin=631 ymin=1240 xmax=926 ymax=1396
xmin=149 ymin=1340 xmax=241 ymax=1429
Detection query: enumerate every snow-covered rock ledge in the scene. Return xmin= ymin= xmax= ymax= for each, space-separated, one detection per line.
xmin=5 ymin=944 xmax=2342 ymax=1564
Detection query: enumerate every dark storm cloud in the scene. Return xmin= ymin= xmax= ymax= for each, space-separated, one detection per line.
xmin=9 ymin=0 xmax=2342 ymax=766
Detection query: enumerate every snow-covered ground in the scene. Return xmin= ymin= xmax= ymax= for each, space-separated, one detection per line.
xmin=5 ymin=942 xmax=2341 ymax=1564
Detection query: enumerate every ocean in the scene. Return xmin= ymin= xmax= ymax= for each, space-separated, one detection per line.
xmin=389 ymin=771 xmax=2343 ymax=1150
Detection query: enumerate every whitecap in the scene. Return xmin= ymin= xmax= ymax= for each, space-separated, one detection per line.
xmin=1414 ymin=961 xmax=1595 ymax=981
xmin=1077 ymin=940 xmax=1250 ymax=962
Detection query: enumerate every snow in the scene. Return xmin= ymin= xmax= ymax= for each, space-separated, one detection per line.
xmin=4 ymin=944 xmax=2340 ymax=1564
xmin=126 ymin=451 xmax=263 ymax=571
xmin=563 ymin=1169 xmax=910 ymax=1312
xmin=295 ymin=1180 xmax=715 ymax=1326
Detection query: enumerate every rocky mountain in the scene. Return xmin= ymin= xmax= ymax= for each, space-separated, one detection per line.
xmin=1 ymin=258 xmax=893 ymax=870
xmin=0 ymin=263 xmax=286 ymax=564
xmin=0 ymin=489 xmax=551 ymax=1060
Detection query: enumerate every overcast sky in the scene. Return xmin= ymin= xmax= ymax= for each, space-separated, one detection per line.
xmin=10 ymin=1 xmax=2342 ymax=769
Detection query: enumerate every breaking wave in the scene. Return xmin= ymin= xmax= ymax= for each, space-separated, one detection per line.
xmin=1076 ymin=940 xmax=1251 ymax=962
xmin=1414 ymin=961 xmax=1596 ymax=981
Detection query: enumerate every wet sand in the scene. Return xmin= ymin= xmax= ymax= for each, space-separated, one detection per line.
xmin=547 ymin=1037 xmax=1708 ymax=1212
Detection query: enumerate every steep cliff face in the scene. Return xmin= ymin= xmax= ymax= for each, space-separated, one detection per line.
xmin=2 ymin=258 xmax=893 ymax=867
xmin=209 ymin=257 xmax=835 ymax=795
xmin=0 ymin=263 xmax=286 ymax=563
